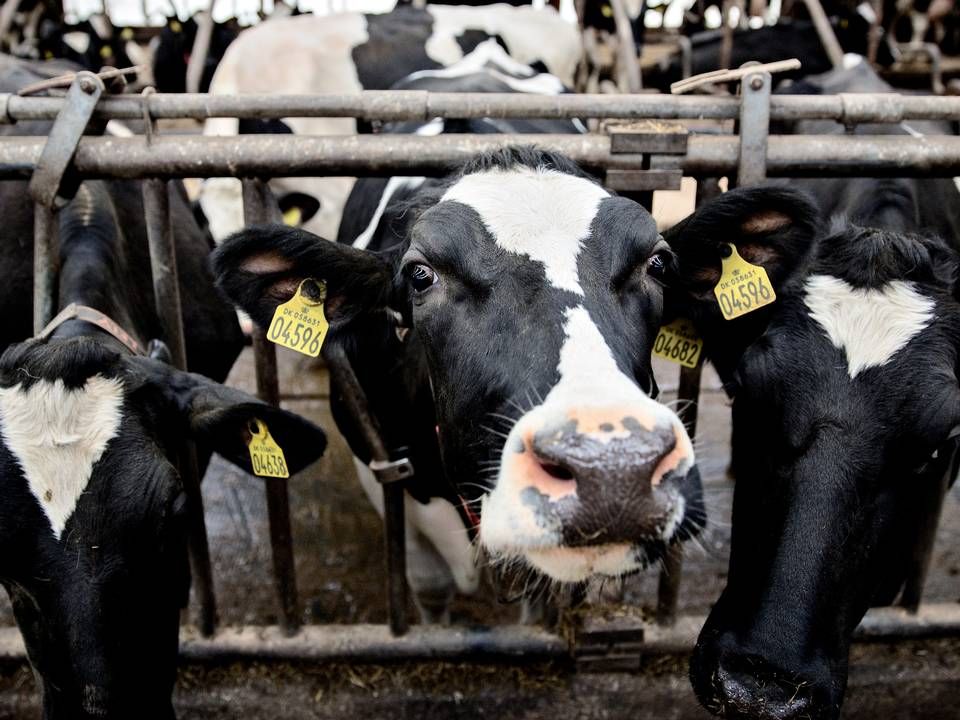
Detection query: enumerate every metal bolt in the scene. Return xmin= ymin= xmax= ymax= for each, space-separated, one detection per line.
xmin=749 ymin=75 xmax=764 ymax=91
xmin=78 ymin=76 xmax=97 ymax=94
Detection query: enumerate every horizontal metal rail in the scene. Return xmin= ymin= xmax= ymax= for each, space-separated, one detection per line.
xmin=2 ymin=603 xmax=959 ymax=663
xmin=0 ymin=134 xmax=958 ymax=178
xmin=3 ymin=91 xmax=960 ymax=124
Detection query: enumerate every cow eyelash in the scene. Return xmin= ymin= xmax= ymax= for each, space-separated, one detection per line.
xmin=405 ymin=262 xmax=439 ymax=293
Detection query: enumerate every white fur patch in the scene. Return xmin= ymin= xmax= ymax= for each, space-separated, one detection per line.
xmin=804 ymin=274 xmax=935 ymax=378
xmin=441 ymin=166 xmax=609 ymax=295
xmin=0 ymin=376 xmax=124 ymax=540
xmin=353 ymin=176 xmax=426 ymax=250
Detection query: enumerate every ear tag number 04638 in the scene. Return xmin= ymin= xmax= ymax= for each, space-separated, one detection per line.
xmin=653 ymin=318 xmax=703 ymax=368
xmin=247 ymin=419 xmax=289 ymax=479
xmin=713 ymin=243 xmax=776 ymax=320
xmin=268 ymin=279 xmax=328 ymax=357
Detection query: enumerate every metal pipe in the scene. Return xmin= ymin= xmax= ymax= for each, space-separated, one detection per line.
xmin=609 ymin=0 xmax=642 ymax=93
xmin=185 ymin=10 xmax=214 ymax=95
xmin=32 ymin=203 xmax=58 ymax=333
xmin=142 ymin=178 xmax=218 ymax=637
xmin=4 ymin=601 xmax=960 ymax=663
xmin=325 ymin=344 xmax=409 ymax=637
xmin=2 ymin=134 xmax=960 ymax=179
xmin=241 ymin=178 xmax=301 ymax=637
xmin=5 ymin=91 xmax=960 ymax=124
xmin=801 ymin=0 xmax=846 ymax=69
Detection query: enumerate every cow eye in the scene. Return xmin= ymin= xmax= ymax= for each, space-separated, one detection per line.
xmin=647 ymin=252 xmax=668 ymax=279
xmin=406 ymin=263 xmax=438 ymax=293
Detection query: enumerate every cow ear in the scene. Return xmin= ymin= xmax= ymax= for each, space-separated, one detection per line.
xmin=133 ymin=357 xmax=327 ymax=476
xmin=663 ymin=185 xmax=820 ymax=312
xmin=211 ymin=224 xmax=397 ymax=332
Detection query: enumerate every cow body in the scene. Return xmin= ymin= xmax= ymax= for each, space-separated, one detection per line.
xmin=200 ymin=4 xmax=581 ymax=243
xmin=0 ymin=59 xmax=327 ymax=719
xmin=665 ymin=61 xmax=960 ymax=720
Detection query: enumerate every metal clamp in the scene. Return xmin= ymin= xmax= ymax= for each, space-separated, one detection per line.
xmin=369 ymin=457 xmax=415 ymax=484
xmin=28 ymin=71 xmax=104 ymax=208
xmin=605 ymin=120 xmax=688 ymax=192
xmin=571 ymin=611 xmax=647 ymax=672
xmin=738 ymin=68 xmax=772 ymax=186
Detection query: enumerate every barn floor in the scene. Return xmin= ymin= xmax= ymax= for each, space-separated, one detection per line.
xmin=2 ymin=344 xmax=960 ymax=718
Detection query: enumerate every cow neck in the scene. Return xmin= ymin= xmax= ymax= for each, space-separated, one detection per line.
xmin=37 ymin=303 xmax=146 ymax=356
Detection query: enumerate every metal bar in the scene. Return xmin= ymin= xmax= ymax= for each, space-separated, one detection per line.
xmin=142 ymin=178 xmax=218 ymax=637
xmin=5 ymin=91 xmax=960 ymax=123
xmin=2 ymin=134 xmax=960 ymax=179
xmin=32 ymin=203 xmax=58 ymax=333
xmin=801 ymin=0 xmax=845 ymax=69
xmin=609 ymin=0 xmax=642 ymax=93
xmin=898 ymin=443 xmax=958 ymax=611
xmin=3 ymin=599 xmax=960 ymax=663
xmin=185 ymin=10 xmax=214 ymax=95
xmin=241 ymin=178 xmax=301 ymax=636
xmin=325 ymin=344 xmax=409 ymax=637
xmin=738 ymin=70 xmax=771 ymax=185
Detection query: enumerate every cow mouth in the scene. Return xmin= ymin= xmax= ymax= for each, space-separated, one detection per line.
xmin=523 ymin=543 xmax=641 ymax=583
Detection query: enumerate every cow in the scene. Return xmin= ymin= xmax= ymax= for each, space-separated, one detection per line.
xmin=151 ymin=15 xmax=240 ymax=94
xmin=662 ymin=60 xmax=960 ymax=720
xmin=199 ymin=3 xmax=582 ymax=243
xmin=212 ymin=141 xmax=707 ymax=624
xmin=0 ymin=58 xmax=329 ymax=719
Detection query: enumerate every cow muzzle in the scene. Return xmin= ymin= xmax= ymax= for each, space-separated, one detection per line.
xmin=479 ymin=401 xmax=701 ymax=583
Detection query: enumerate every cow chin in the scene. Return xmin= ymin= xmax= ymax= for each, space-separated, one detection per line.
xmin=524 ymin=543 xmax=642 ymax=583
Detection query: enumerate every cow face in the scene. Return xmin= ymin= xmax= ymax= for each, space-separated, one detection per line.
xmin=665 ymin=187 xmax=960 ymax=720
xmin=0 ymin=337 xmax=325 ymax=719
xmin=213 ymin=148 xmax=704 ymax=587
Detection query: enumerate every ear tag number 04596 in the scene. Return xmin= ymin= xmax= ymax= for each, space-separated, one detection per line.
xmin=268 ymin=279 xmax=328 ymax=357
xmin=713 ymin=243 xmax=776 ymax=320
xmin=247 ymin=419 xmax=289 ymax=479
xmin=653 ymin=318 xmax=703 ymax=368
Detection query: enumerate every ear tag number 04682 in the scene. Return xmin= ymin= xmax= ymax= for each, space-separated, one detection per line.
xmin=247 ymin=419 xmax=289 ymax=479
xmin=713 ymin=243 xmax=776 ymax=320
xmin=653 ymin=318 xmax=703 ymax=368
xmin=268 ymin=279 xmax=328 ymax=357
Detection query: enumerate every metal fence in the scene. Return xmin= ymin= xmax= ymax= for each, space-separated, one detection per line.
xmin=6 ymin=67 xmax=960 ymax=664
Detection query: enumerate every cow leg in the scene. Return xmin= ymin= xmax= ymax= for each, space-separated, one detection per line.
xmin=353 ymin=458 xmax=464 ymax=624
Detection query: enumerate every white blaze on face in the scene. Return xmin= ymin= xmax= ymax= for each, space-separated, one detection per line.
xmin=804 ymin=274 xmax=935 ymax=378
xmin=0 ymin=376 xmax=123 ymax=540
xmin=442 ymin=166 xmax=609 ymax=295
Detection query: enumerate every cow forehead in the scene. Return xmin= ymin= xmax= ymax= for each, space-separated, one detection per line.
xmin=803 ymin=274 xmax=935 ymax=378
xmin=0 ymin=375 xmax=123 ymax=540
xmin=440 ymin=166 xmax=609 ymax=296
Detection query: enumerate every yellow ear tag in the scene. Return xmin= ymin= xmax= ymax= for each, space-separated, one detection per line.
xmin=653 ymin=318 xmax=703 ymax=368
xmin=713 ymin=243 xmax=776 ymax=320
xmin=170 ymin=20 xmax=182 ymax=33
xmin=282 ymin=206 xmax=303 ymax=226
xmin=247 ymin=419 xmax=289 ymax=479
xmin=267 ymin=279 xmax=328 ymax=357
xmin=99 ymin=45 xmax=112 ymax=59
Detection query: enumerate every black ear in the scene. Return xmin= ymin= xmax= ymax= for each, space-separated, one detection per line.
xmin=663 ymin=185 xmax=820 ymax=314
xmin=132 ymin=357 xmax=326 ymax=476
xmin=277 ymin=192 xmax=321 ymax=227
xmin=211 ymin=224 xmax=397 ymax=332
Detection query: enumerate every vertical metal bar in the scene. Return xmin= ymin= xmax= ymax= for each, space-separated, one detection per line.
xmin=142 ymin=178 xmax=218 ymax=637
xmin=609 ymin=0 xmax=642 ymax=93
xmin=655 ymin=178 xmax=721 ymax=627
xmin=33 ymin=203 xmax=59 ymax=333
xmin=801 ymin=0 xmax=846 ymax=70
xmin=866 ymin=0 xmax=884 ymax=66
xmin=720 ymin=0 xmax=735 ymax=70
xmin=899 ymin=444 xmax=958 ymax=611
xmin=241 ymin=178 xmax=301 ymax=636
xmin=738 ymin=70 xmax=771 ymax=186
xmin=324 ymin=343 xmax=409 ymax=636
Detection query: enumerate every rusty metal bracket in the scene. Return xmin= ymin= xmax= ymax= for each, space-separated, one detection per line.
xmin=605 ymin=120 xmax=687 ymax=192
xmin=28 ymin=71 xmax=103 ymax=208
xmin=738 ymin=69 xmax=771 ymax=186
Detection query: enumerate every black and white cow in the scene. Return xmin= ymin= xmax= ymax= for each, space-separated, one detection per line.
xmin=213 ymin=145 xmax=706 ymax=619
xmin=200 ymin=3 xmax=581 ymax=242
xmin=664 ymin=62 xmax=960 ymax=720
xmin=0 ymin=60 xmax=328 ymax=720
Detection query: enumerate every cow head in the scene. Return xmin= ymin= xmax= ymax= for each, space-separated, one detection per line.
xmin=213 ymin=147 xmax=704 ymax=587
xmin=0 ymin=337 xmax=326 ymax=719
xmin=665 ymin=186 xmax=960 ymax=720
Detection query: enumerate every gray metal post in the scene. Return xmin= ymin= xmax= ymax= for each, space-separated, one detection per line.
xmin=142 ymin=178 xmax=218 ymax=637
xmin=738 ymin=70 xmax=771 ymax=186
xmin=240 ymin=178 xmax=302 ymax=636
xmin=32 ymin=203 xmax=58 ymax=333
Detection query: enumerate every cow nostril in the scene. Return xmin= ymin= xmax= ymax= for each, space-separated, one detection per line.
xmin=538 ymin=461 xmax=575 ymax=481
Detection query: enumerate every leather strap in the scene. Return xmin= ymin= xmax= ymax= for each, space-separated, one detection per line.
xmin=37 ymin=303 xmax=145 ymax=356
